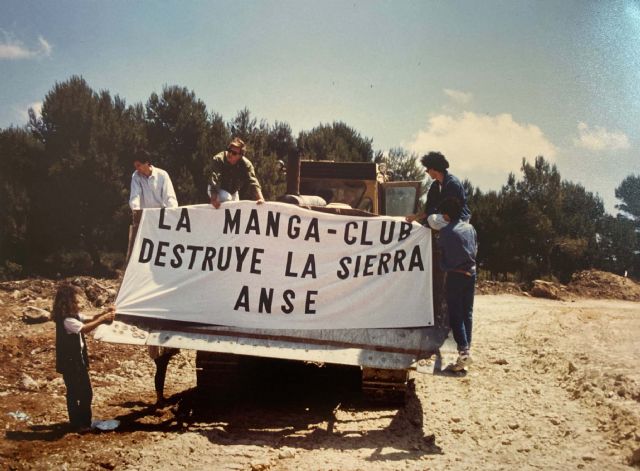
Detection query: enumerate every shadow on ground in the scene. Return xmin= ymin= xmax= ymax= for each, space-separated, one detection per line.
xmin=6 ymin=360 xmax=444 ymax=464
xmin=170 ymin=360 xmax=442 ymax=462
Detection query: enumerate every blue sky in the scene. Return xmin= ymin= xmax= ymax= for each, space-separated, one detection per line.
xmin=1 ymin=0 xmax=638 ymax=212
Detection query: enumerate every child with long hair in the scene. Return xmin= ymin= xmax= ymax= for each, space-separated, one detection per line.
xmin=52 ymin=282 xmax=115 ymax=431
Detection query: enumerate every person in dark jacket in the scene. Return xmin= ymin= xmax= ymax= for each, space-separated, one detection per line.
xmin=53 ymin=283 xmax=115 ymax=431
xmin=438 ymin=197 xmax=478 ymax=372
xmin=406 ymin=151 xmax=471 ymax=230
xmin=208 ymin=137 xmax=265 ymax=208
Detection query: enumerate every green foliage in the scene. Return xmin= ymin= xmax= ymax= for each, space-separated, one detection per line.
xmin=613 ymin=174 xmax=640 ymax=276
xmin=225 ymin=108 xmax=290 ymax=200
xmin=380 ymin=147 xmax=425 ymax=181
xmin=0 ymin=127 xmax=43 ymax=275
xmin=297 ymin=122 xmax=373 ymax=162
xmin=146 ymin=85 xmax=219 ymax=205
xmin=26 ymin=76 xmax=140 ymax=274
xmin=615 ymin=174 xmax=640 ymax=223
xmin=472 ymin=156 xmax=614 ymax=282
xmin=469 ymin=189 xmax=511 ymax=279
xmin=0 ymin=260 xmax=23 ymax=280
xmin=268 ymin=121 xmax=298 ymax=162
xmin=502 ymin=157 xmax=560 ymax=279
xmin=549 ymin=182 xmax=604 ymax=280
xmin=594 ymin=215 xmax=638 ymax=275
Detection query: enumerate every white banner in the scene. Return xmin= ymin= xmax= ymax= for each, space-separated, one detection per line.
xmin=115 ymin=202 xmax=433 ymax=329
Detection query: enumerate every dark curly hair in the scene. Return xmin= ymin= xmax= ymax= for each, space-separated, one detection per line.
xmin=132 ymin=147 xmax=151 ymax=165
xmin=52 ymin=282 xmax=81 ymax=323
xmin=420 ymin=152 xmax=449 ymax=173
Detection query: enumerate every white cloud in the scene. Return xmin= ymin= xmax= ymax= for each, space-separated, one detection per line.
xmin=443 ymin=88 xmax=473 ymax=105
xmin=27 ymin=101 xmax=42 ymax=121
xmin=37 ymin=36 xmax=52 ymax=56
xmin=13 ymin=101 xmax=42 ymax=124
xmin=404 ymin=112 xmax=557 ymax=191
xmin=0 ymin=32 xmax=53 ymax=60
xmin=573 ymin=122 xmax=630 ymax=151
xmin=0 ymin=41 xmax=32 ymax=59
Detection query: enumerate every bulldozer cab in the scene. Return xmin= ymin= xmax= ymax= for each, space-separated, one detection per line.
xmin=294 ymin=160 xmax=421 ymax=217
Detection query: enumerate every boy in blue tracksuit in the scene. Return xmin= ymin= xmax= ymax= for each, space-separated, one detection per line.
xmin=437 ymin=197 xmax=478 ymax=371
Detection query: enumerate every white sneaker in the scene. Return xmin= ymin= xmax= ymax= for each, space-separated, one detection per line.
xmin=451 ymin=353 xmax=473 ymax=372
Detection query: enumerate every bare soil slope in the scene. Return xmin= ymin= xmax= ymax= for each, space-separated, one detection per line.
xmin=1 ymin=278 xmax=639 ymax=470
xmin=568 ymin=270 xmax=640 ymax=301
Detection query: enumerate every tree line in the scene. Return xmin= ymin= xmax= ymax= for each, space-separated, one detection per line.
xmin=0 ymin=75 xmax=638 ymax=281
xmin=469 ymin=159 xmax=639 ymax=282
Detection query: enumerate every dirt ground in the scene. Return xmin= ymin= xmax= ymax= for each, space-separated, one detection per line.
xmin=1 ymin=277 xmax=639 ymax=470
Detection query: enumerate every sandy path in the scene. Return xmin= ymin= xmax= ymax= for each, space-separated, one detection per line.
xmin=415 ymin=295 xmax=639 ymax=470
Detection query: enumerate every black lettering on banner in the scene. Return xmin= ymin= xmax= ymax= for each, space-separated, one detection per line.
xmin=285 ymin=252 xmax=297 ymax=277
xmin=154 ymin=241 xmax=170 ymax=267
xmin=281 ymin=290 xmax=295 ymax=313
xmin=393 ymin=249 xmax=406 ymax=271
xmin=266 ymin=211 xmax=280 ymax=237
xmin=305 ymin=290 xmax=318 ymax=314
xmin=287 ymin=252 xmax=317 ymax=278
xmin=360 ymin=221 xmax=373 ymax=245
xmin=246 ymin=209 xmax=260 ymax=235
xmin=363 ymin=254 xmax=376 ymax=276
xmin=288 ymin=215 xmax=301 ymax=239
xmin=250 ymin=248 xmax=264 ymax=274
xmin=353 ymin=256 xmax=362 ymax=277
xmin=234 ymin=286 xmax=250 ymax=311
xmin=139 ymin=238 xmax=154 ymax=263
xmin=337 ymin=249 xmax=418 ymax=279
xmin=378 ymin=252 xmax=391 ymax=275
xmin=171 ymin=244 xmax=185 ymax=268
xmin=344 ymin=221 xmax=357 ymax=245
xmin=380 ymin=221 xmax=395 ymax=244
xmin=336 ymin=257 xmax=351 ymax=280
xmin=158 ymin=208 xmax=171 ymax=230
xmin=224 ymin=208 xmax=241 ymax=234
xmin=202 ymin=247 xmax=216 ymax=271
xmin=304 ymin=218 xmax=320 ymax=242
xmin=186 ymin=245 xmax=204 ymax=269
xmin=217 ymin=247 xmax=232 ymax=270
xmin=176 ymin=208 xmax=191 ymax=232
xmin=258 ymin=288 xmax=273 ymax=313
xmin=408 ymin=245 xmax=425 ymax=271
xmin=301 ymin=254 xmax=317 ymax=278
xmin=398 ymin=221 xmax=412 ymax=241
xmin=234 ymin=246 xmax=250 ymax=271
xmin=234 ymin=287 xmax=316 ymax=314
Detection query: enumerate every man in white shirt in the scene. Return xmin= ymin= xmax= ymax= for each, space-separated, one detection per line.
xmin=127 ymin=150 xmax=180 ymax=406
xmin=129 ymin=151 xmax=178 ymax=217
xmin=127 ymin=150 xmax=179 ymax=251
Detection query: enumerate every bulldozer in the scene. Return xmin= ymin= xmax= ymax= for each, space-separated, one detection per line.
xmin=103 ymin=154 xmax=449 ymax=404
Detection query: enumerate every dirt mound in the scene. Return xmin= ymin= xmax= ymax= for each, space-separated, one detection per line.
xmin=530 ymin=279 xmax=569 ymax=300
xmin=487 ymin=270 xmax=640 ymax=302
xmin=567 ymin=270 xmax=640 ymax=301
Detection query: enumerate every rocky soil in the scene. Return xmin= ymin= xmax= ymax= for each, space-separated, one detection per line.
xmin=0 ymin=275 xmax=639 ymax=470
